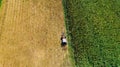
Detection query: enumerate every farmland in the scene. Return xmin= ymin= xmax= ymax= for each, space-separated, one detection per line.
xmin=62 ymin=0 xmax=120 ymax=67
xmin=0 ymin=0 xmax=71 ymax=67
xmin=0 ymin=0 xmax=2 ymax=7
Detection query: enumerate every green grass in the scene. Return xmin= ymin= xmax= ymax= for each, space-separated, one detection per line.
xmin=0 ymin=0 xmax=2 ymax=7
xmin=62 ymin=0 xmax=120 ymax=67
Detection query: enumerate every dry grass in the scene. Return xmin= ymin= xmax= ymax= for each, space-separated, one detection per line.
xmin=0 ymin=0 xmax=71 ymax=67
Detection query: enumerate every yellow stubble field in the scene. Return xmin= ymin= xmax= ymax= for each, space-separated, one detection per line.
xmin=0 ymin=0 xmax=71 ymax=67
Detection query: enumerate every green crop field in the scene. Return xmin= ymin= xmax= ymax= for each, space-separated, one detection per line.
xmin=62 ymin=0 xmax=120 ymax=67
xmin=0 ymin=0 xmax=2 ymax=7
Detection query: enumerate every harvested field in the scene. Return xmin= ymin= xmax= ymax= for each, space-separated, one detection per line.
xmin=0 ymin=0 xmax=71 ymax=67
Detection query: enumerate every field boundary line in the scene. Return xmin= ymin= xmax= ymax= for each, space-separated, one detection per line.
xmin=61 ymin=0 xmax=75 ymax=67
